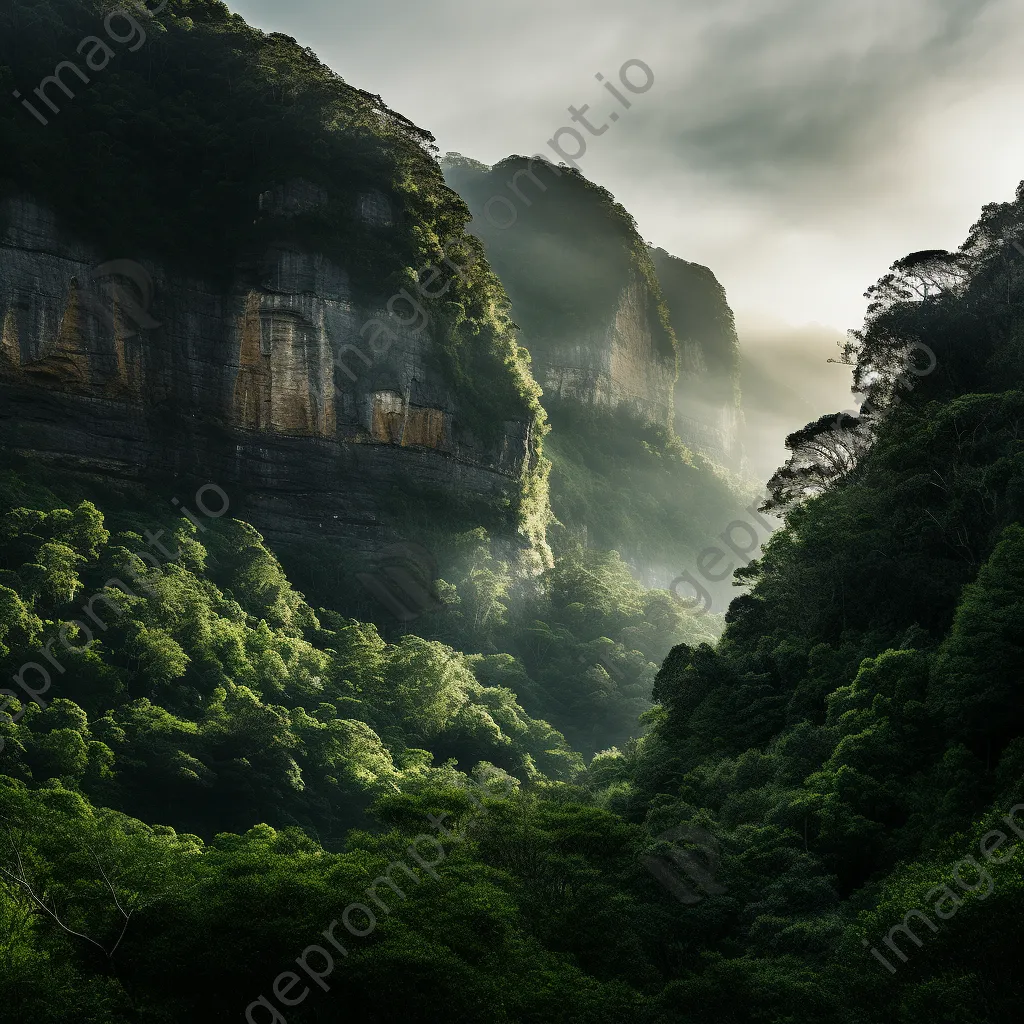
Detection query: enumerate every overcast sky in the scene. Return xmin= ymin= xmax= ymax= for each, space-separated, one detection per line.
xmin=231 ymin=0 xmax=1024 ymax=367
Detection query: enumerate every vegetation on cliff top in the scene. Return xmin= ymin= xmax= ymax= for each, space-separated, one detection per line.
xmin=651 ymin=247 xmax=743 ymax=426
xmin=650 ymin=250 xmax=741 ymax=387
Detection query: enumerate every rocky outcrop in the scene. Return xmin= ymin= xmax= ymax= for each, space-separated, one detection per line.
xmin=0 ymin=190 xmax=539 ymax=561
xmin=441 ymin=154 xmax=677 ymax=429
xmin=651 ymin=249 xmax=744 ymax=468
xmin=529 ymin=267 xmax=675 ymax=425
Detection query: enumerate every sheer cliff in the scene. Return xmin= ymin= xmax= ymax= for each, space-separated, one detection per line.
xmin=441 ymin=153 xmax=748 ymax=581
xmin=0 ymin=0 xmax=549 ymax=591
xmin=441 ymin=154 xmax=744 ymax=469
xmin=650 ymin=247 xmax=744 ymax=467
xmin=440 ymin=154 xmax=677 ymax=428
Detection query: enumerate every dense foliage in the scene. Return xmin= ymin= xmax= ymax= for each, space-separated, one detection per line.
xmin=616 ymin=181 xmax=1024 ymax=1021
xmin=0 ymin=456 xmax=716 ymax=1022
xmin=4 ymin=3 xmax=1024 ymax=1022
xmin=429 ymin=527 xmax=723 ymax=755
xmin=0 ymin=466 xmax=584 ymax=837
xmin=542 ymin=405 xmax=747 ymax=585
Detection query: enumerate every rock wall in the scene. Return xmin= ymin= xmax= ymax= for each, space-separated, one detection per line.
xmin=441 ymin=154 xmax=677 ymax=430
xmin=533 ymin=268 xmax=676 ymax=425
xmin=650 ymin=248 xmax=744 ymax=468
xmin=0 ymin=190 xmax=539 ymax=561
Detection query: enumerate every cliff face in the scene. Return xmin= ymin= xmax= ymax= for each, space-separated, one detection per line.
xmin=441 ymin=156 xmax=744 ymax=468
xmin=0 ymin=0 xmax=551 ymax=592
xmin=651 ymin=249 xmax=744 ymax=468
xmin=529 ymin=267 xmax=676 ymax=425
xmin=0 ymin=190 xmax=538 ymax=561
xmin=441 ymin=155 xmax=676 ymax=428
xmin=440 ymin=155 xmax=750 ymax=583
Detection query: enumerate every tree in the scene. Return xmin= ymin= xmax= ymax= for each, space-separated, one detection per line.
xmin=929 ymin=523 xmax=1024 ymax=756
xmin=863 ymin=250 xmax=971 ymax=315
xmin=763 ymin=414 xmax=873 ymax=513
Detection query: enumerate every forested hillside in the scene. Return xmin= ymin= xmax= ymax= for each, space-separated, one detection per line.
xmin=3 ymin=180 xmax=1024 ymax=1022
xmin=0 ymin=452 xmax=714 ymax=1022
xmin=3 ymin=1 xmax=1024 ymax=1022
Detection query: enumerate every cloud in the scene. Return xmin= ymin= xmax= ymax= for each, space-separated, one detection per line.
xmin=229 ymin=0 xmax=1024 ymax=369
xmin=635 ymin=0 xmax=1008 ymax=190
xmin=737 ymin=316 xmax=855 ymax=483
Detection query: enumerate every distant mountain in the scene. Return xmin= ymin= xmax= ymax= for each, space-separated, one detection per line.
xmin=441 ymin=154 xmax=677 ymax=428
xmin=650 ymin=247 xmax=743 ymax=467
xmin=442 ymin=154 xmax=745 ymax=469
xmin=442 ymin=153 xmax=748 ymax=582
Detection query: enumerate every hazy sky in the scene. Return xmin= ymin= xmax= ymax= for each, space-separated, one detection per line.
xmin=231 ymin=0 xmax=1024 ymax=349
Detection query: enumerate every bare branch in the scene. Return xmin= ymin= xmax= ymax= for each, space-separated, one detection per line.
xmin=0 ymin=863 xmax=110 ymax=956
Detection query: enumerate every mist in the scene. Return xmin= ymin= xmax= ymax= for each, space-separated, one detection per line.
xmin=738 ymin=316 xmax=856 ymax=483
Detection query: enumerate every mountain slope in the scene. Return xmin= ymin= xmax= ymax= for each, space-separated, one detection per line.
xmin=441 ymin=153 xmax=751 ymax=584
xmin=0 ymin=0 xmax=548 ymax=597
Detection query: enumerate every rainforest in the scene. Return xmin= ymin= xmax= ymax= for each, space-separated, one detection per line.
xmin=1 ymin=1 xmax=1022 ymax=1022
